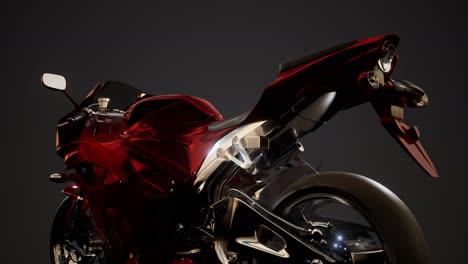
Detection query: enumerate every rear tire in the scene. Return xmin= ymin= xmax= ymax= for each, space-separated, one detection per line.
xmin=259 ymin=172 xmax=431 ymax=264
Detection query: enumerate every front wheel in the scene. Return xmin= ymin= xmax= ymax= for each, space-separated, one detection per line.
xmin=259 ymin=172 xmax=430 ymax=264
xmin=50 ymin=198 xmax=110 ymax=264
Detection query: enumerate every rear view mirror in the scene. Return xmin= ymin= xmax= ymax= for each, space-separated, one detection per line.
xmin=42 ymin=73 xmax=66 ymax=91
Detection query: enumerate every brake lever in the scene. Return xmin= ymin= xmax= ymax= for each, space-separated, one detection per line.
xmin=57 ymin=108 xmax=94 ymax=127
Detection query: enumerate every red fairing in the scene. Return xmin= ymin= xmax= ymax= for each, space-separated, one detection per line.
xmin=123 ymin=95 xmax=231 ymax=186
xmin=59 ymin=94 xmax=232 ymax=194
xmin=245 ymin=34 xmax=399 ymax=122
xmin=55 ymin=93 xmax=234 ymax=263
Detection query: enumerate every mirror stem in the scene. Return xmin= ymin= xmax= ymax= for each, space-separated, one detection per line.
xmin=61 ymin=90 xmax=79 ymax=108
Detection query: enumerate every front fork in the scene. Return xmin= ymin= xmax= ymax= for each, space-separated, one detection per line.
xmin=61 ymin=185 xmax=103 ymax=258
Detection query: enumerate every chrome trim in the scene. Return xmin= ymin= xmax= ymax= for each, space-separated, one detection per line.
xmin=214 ymin=240 xmax=230 ymax=264
xmin=216 ymin=136 xmax=262 ymax=174
xmin=243 ymin=136 xmax=269 ymax=149
xmin=175 ymin=248 xmax=201 ymax=255
xmin=417 ymin=94 xmax=429 ymax=107
xmin=232 ymin=136 xmax=252 ymax=165
xmin=194 ymin=121 xmax=266 ymax=187
xmin=351 ymin=249 xmax=385 ymax=263
xmin=367 ymin=68 xmax=385 ymax=89
xmin=252 ymin=186 xmax=266 ymax=200
xmin=378 ymin=43 xmax=395 ymax=73
xmin=235 ymin=236 xmax=290 ymax=258
xmin=227 ymin=190 xmax=336 ymax=263
xmin=97 ymin=98 xmax=110 ymax=110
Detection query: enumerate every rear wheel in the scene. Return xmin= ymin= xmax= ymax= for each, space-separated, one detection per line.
xmin=50 ymin=198 xmax=110 ymax=264
xmin=257 ymin=172 xmax=430 ymax=264
xmin=280 ymin=193 xmax=387 ymax=263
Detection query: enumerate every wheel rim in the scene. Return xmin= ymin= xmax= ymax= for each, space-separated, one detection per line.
xmin=52 ymin=207 xmax=108 ymax=264
xmin=281 ymin=193 xmax=389 ymax=264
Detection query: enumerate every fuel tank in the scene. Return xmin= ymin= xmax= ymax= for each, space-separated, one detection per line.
xmin=122 ymin=95 xmax=232 ymax=189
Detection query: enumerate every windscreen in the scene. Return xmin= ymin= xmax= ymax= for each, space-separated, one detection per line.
xmin=59 ymin=81 xmax=150 ymax=123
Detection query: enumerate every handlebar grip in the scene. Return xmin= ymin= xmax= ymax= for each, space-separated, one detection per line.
xmin=67 ymin=110 xmax=88 ymax=123
xmin=57 ymin=109 xmax=91 ymax=127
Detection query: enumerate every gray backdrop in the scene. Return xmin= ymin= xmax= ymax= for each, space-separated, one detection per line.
xmin=3 ymin=1 xmax=466 ymax=263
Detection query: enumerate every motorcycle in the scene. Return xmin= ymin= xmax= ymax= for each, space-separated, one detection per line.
xmin=45 ymin=34 xmax=437 ymax=264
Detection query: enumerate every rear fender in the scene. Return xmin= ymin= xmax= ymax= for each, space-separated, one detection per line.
xmin=372 ymin=100 xmax=438 ymax=178
xmin=256 ymin=171 xmax=431 ymax=264
xmin=257 ymin=163 xmax=318 ymax=211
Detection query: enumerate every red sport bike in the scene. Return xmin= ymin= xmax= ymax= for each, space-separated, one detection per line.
xmin=45 ymin=34 xmax=437 ymax=264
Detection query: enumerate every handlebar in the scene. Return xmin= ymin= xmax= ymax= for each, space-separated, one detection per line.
xmin=57 ymin=107 xmax=125 ymax=127
xmin=67 ymin=111 xmax=88 ymax=123
xmin=58 ymin=108 xmax=92 ymax=127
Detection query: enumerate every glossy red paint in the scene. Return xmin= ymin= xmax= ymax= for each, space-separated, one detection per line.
xmin=240 ymin=34 xmax=437 ymax=178
xmin=124 ymin=94 xmax=229 ymax=184
xmin=378 ymin=116 xmax=438 ymax=177
xmin=52 ymin=34 xmax=437 ymax=263
xmin=244 ymin=34 xmax=400 ymax=123
xmin=56 ymin=93 xmax=234 ymax=263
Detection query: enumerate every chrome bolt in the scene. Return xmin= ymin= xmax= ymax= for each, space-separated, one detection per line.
xmin=227 ymin=254 xmax=237 ymax=263
xmin=310 ymin=228 xmax=324 ymax=243
xmin=176 ymin=223 xmax=184 ymax=232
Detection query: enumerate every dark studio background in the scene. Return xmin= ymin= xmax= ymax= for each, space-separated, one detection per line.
xmin=2 ymin=1 xmax=466 ymax=263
